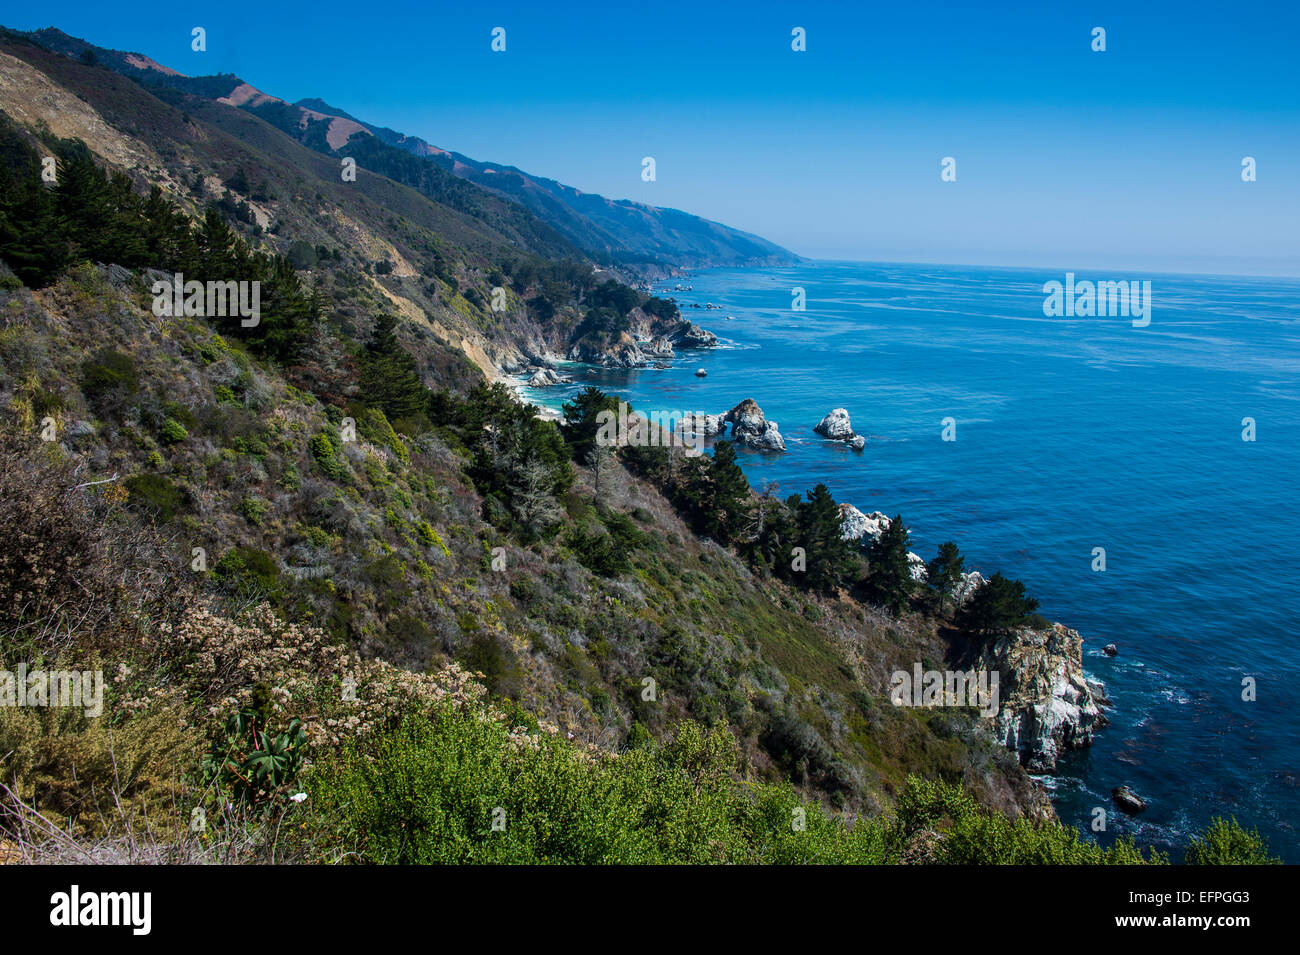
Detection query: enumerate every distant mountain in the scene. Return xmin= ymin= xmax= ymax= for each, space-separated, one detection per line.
xmin=17 ymin=27 xmax=798 ymax=271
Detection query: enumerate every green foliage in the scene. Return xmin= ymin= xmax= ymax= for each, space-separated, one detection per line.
xmin=0 ymin=122 xmax=315 ymax=361
xmin=305 ymin=710 xmax=1187 ymax=865
xmin=566 ymin=509 xmax=643 ymax=577
xmin=214 ymin=546 xmax=281 ymax=600
xmin=961 ymin=571 xmax=1039 ymax=635
xmin=1184 ymin=817 xmax=1281 ymax=865
xmin=866 ymin=515 xmax=915 ymax=614
xmin=925 ymin=541 xmax=965 ymax=614
xmin=357 ymin=315 xmax=431 ymax=431
xmin=309 ymin=430 xmax=349 ymax=481
xmin=672 ymin=441 xmax=752 ymax=544
xmin=80 ymin=349 xmax=139 ymax=417
xmin=357 ymin=406 xmax=409 ymax=463
xmin=123 ymin=473 xmax=184 ymax=522
xmin=793 ymin=484 xmax=859 ymax=592
xmin=239 ymin=495 xmax=270 ymax=526
xmin=560 ymin=386 xmax=621 ymax=463
xmin=158 ymin=417 xmax=189 ymax=444
xmin=200 ymin=685 xmax=308 ymax=809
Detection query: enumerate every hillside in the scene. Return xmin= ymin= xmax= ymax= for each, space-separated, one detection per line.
xmin=0 ymin=26 xmax=1278 ymax=866
xmin=16 ymin=27 xmax=799 ymax=272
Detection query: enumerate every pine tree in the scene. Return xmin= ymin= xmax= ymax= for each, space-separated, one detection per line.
xmin=707 ymin=441 xmax=750 ymax=544
xmin=866 ymin=514 xmax=914 ymax=614
xmin=796 ymin=483 xmax=857 ymax=592
xmin=925 ymin=541 xmax=965 ymax=615
xmin=960 ymin=571 xmax=1039 ymax=635
xmin=561 ymin=386 xmax=621 ymax=462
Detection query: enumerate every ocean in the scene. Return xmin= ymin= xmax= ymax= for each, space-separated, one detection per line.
xmin=518 ymin=260 xmax=1300 ymax=861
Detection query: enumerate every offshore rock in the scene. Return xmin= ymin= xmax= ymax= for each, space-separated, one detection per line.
xmin=814 ymin=407 xmax=857 ymax=441
xmin=723 ymin=398 xmax=785 ymax=452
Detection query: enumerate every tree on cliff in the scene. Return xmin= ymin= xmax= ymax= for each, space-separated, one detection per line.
xmin=561 ymin=386 xmax=622 ymax=463
xmin=925 ymin=541 xmax=965 ymax=615
xmin=866 ymin=515 xmax=914 ymax=614
xmin=960 ymin=572 xmax=1039 ymax=635
xmin=794 ymin=484 xmax=858 ymax=593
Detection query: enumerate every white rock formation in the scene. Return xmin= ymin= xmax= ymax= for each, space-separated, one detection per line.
xmin=814 ymin=408 xmax=856 ymax=441
xmin=838 ymin=504 xmax=892 ymax=542
xmin=527 ymin=368 xmax=572 ymax=387
xmin=724 ymin=399 xmax=786 ymax=452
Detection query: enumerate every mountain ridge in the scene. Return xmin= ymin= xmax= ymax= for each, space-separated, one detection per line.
xmin=14 ymin=26 xmax=799 ymax=271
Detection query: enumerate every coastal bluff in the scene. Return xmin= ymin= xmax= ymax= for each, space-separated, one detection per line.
xmin=960 ymin=623 xmax=1110 ymax=772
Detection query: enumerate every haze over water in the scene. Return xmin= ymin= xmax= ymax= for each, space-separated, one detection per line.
xmin=522 ymin=260 xmax=1300 ymax=860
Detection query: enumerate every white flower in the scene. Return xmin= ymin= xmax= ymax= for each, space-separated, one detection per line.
xmin=289 ymin=792 xmax=308 ymax=803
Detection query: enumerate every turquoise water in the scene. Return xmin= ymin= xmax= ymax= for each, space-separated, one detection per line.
xmin=520 ymin=260 xmax=1300 ymax=860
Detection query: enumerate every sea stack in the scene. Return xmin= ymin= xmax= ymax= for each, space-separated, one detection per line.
xmin=724 ymin=398 xmax=786 ymax=452
xmin=814 ymin=408 xmax=865 ymax=450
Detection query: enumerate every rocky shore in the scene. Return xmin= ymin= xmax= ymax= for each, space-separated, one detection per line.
xmin=504 ymin=334 xmax=1111 ymax=781
xmin=837 ymin=503 xmax=1108 ymax=773
xmin=961 ymin=623 xmax=1110 ymax=772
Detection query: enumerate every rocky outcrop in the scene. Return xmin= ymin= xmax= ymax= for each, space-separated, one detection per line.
xmin=643 ymin=336 xmax=675 ymax=359
xmin=566 ymin=332 xmax=646 ymax=368
xmin=526 ymin=368 xmax=572 ymax=387
xmin=838 ymin=504 xmax=892 ymax=543
xmin=814 ymin=408 xmax=864 ymax=450
xmin=814 ymin=408 xmax=855 ymax=440
xmin=723 ymin=399 xmax=785 ymax=452
xmin=964 ymin=623 xmax=1110 ymax=773
xmin=1112 ymin=786 xmax=1146 ymax=814
xmin=669 ymin=321 xmax=719 ymax=349
xmin=675 ymin=412 xmax=726 ymax=437
xmin=814 ymin=409 xmax=865 ymax=450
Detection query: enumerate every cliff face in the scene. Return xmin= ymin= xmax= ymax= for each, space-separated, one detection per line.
xmin=965 ymin=624 xmax=1109 ymax=772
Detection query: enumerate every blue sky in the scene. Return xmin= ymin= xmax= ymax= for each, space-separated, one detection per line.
xmin=9 ymin=1 xmax=1300 ymax=273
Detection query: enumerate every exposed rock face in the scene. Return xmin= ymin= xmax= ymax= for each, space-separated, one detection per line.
xmin=847 ymin=435 xmax=866 ymax=451
xmin=643 ymin=336 xmax=675 ymax=359
xmin=675 ymin=412 xmax=726 ymax=437
xmin=669 ymin=321 xmax=719 ymax=348
xmin=966 ymin=623 xmax=1109 ymax=772
xmin=527 ymin=368 xmax=572 ymax=387
xmin=814 ymin=408 xmax=856 ymax=440
xmin=1112 ymin=786 xmax=1147 ymax=814
xmin=838 ymin=504 xmax=892 ymax=542
xmin=723 ymin=399 xmax=785 ymax=451
xmin=566 ymin=332 xmax=646 ymax=368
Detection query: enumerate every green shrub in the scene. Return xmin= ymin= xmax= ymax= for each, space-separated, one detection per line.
xmin=159 ymin=417 xmax=189 ymax=444
xmin=1185 ymin=817 xmax=1281 ymax=865
xmin=123 ymin=473 xmax=185 ymax=522
xmin=310 ymin=430 xmax=349 ymax=481
xmin=214 ymin=546 xmax=281 ymax=600
xmin=80 ymin=349 xmax=138 ymax=416
xmin=240 ymin=495 xmax=270 ymax=526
